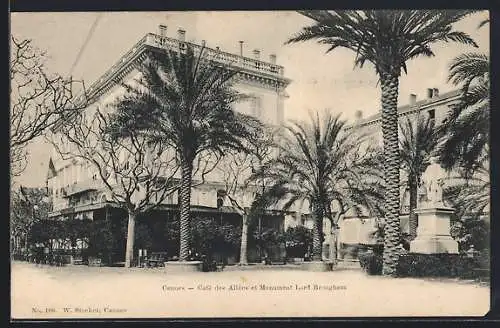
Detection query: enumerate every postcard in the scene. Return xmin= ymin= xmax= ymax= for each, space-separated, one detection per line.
xmin=10 ymin=10 xmax=490 ymax=319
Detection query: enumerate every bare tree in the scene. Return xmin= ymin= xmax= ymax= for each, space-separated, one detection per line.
xmin=47 ymin=106 xmax=180 ymax=267
xmin=10 ymin=36 xmax=88 ymax=177
xmin=216 ymin=126 xmax=278 ymax=265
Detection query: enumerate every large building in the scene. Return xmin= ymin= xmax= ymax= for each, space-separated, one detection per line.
xmin=44 ymin=25 xmax=484 ymax=264
xmin=322 ymin=88 xmax=466 ymax=260
xmin=46 ymin=26 xmax=291 ymax=263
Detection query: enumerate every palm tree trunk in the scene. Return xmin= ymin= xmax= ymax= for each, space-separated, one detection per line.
xmin=311 ymin=203 xmax=323 ymax=261
xmin=408 ymin=175 xmax=418 ymax=240
xmin=239 ymin=213 xmax=249 ymax=265
xmin=331 ymin=227 xmax=338 ymax=261
xmin=380 ymin=72 xmax=402 ymax=276
xmin=179 ymin=158 xmax=193 ymax=261
xmin=124 ymin=211 xmax=136 ymax=268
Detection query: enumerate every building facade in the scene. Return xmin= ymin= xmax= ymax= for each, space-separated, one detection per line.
xmin=46 ymin=26 xmax=291 ymax=263
xmin=318 ymin=88 xmax=469 ymax=260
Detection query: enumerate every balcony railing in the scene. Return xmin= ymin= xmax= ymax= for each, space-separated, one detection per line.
xmin=62 ymin=179 xmax=99 ymax=198
xmin=72 ymin=31 xmax=288 ymax=109
xmin=144 ymin=33 xmax=285 ymax=77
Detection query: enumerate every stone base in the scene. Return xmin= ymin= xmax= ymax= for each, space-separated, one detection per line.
xmin=164 ymin=261 xmax=203 ymax=273
xmin=301 ymin=261 xmax=333 ymax=272
xmin=410 ymin=236 xmax=459 ymax=254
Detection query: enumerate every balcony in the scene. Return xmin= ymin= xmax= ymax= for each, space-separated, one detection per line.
xmin=144 ymin=33 xmax=285 ymax=77
xmin=62 ymin=179 xmax=99 ymax=198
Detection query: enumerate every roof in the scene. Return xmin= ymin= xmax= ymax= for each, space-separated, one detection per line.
xmin=345 ymin=89 xmax=462 ymax=130
xmin=74 ymin=32 xmax=292 ymax=108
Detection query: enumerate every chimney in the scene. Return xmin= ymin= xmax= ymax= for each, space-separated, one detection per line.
xmin=409 ymin=93 xmax=417 ymax=105
xmin=269 ymin=54 xmax=277 ymax=64
xmin=159 ymin=25 xmax=167 ymax=37
xmin=215 ymin=46 xmax=220 ymax=52
xmin=201 ymin=40 xmax=206 ymax=47
xmin=239 ymin=41 xmax=244 ymax=56
xmin=253 ymin=49 xmax=260 ymax=60
xmin=433 ymin=88 xmax=439 ymax=98
xmin=355 ymin=110 xmax=363 ymax=120
xmin=427 ymin=88 xmax=433 ymax=99
xmin=177 ymin=28 xmax=186 ymax=41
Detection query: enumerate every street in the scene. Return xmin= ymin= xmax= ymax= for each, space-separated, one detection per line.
xmin=11 ymin=261 xmax=489 ymax=319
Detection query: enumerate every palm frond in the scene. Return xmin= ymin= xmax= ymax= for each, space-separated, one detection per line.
xmin=288 ymin=10 xmax=478 ymax=77
xmin=109 ymin=43 xmax=260 ymax=164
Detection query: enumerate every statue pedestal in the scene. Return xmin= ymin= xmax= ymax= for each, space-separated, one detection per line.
xmin=409 ymin=206 xmax=458 ymax=254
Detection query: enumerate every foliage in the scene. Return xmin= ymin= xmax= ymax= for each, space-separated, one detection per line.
xmin=11 ymin=187 xmax=52 ymax=249
xmin=253 ymin=226 xmax=281 ymax=247
xmin=134 ymin=222 xmax=154 ymax=251
xmin=359 ymin=251 xmax=383 ymax=275
xmin=191 ymin=217 xmax=241 ymax=257
xmin=450 ymin=217 xmax=490 ymax=252
xmin=280 ymin=226 xmax=313 ymax=258
xmin=396 ymin=253 xmax=479 ymax=278
xmin=63 ymin=218 xmax=93 ymax=246
xmin=445 ymin=161 xmax=489 ymax=221
xmin=164 ymin=216 xmax=180 ymax=257
xmin=286 ymin=9 xmax=479 ymax=275
xmin=87 ymin=218 xmax=126 ymax=261
xmin=108 ymin=44 xmax=262 ymax=261
xmin=49 ymin=99 xmax=180 ymax=267
xmin=287 ymin=10 xmax=478 ymax=77
xmin=399 ymin=115 xmax=441 ymax=187
xmin=109 ymin=46 xmax=262 ymax=164
xmin=251 ymin=112 xmax=385 ymax=260
xmin=439 ymin=20 xmax=489 ymax=177
xmin=161 ymin=215 xmax=241 ymax=260
xmin=29 ymin=220 xmax=65 ymax=244
xmin=399 ymin=114 xmax=441 ymax=238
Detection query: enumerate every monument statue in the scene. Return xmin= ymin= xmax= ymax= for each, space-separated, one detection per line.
xmin=410 ymin=157 xmax=458 ymax=254
xmin=420 ymin=157 xmax=446 ymax=207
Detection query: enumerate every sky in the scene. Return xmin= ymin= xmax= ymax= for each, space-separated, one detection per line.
xmin=10 ymin=11 xmax=490 ymax=187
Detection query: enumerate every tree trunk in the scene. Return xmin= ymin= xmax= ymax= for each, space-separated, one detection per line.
xmin=331 ymin=228 xmax=339 ymax=262
xmin=311 ymin=203 xmax=324 ymax=261
xmin=408 ymin=175 xmax=419 ymax=240
xmin=124 ymin=211 xmax=136 ymax=268
xmin=380 ymin=72 xmax=402 ymax=276
xmin=179 ymin=158 xmax=193 ymax=261
xmin=239 ymin=213 xmax=249 ymax=265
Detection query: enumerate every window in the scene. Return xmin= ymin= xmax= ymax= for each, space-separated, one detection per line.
xmin=428 ymin=109 xmax=435 ymax=120
xmin=250 ymin=95 xmax=262 ymax=118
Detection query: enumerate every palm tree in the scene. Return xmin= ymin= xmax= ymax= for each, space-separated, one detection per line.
xmin=252 ymin=112 xmax=384 ymax=262
xmin=445 ymin=158 xmax=489 ymax=220
xmin=286 ymin=10 xmax=478 ymax=275
xmin=439 ymin=23 xmax=489 ymax=177
xmin=439 ymin=17 xmax=490 ymax=237
xmin=110 ymin=45 xmax=261 ymax=261
xmin=399 ymin=114 xmax=441 ymax=239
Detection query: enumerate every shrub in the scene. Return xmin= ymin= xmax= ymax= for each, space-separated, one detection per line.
xmin=191 ymin=217 xmax=241 ymax=257
xmin=252 ymin=227 xmax=282 ymax=258
xmin=396 ymin=253 xmax=478 ymax=278
xmin=280 ymin=226 xmax=313 ymax=258
xmin=450 ymin=217 xmax=490 ymax=252
xmin=358 ymin=251 xmax=383 ymax=275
